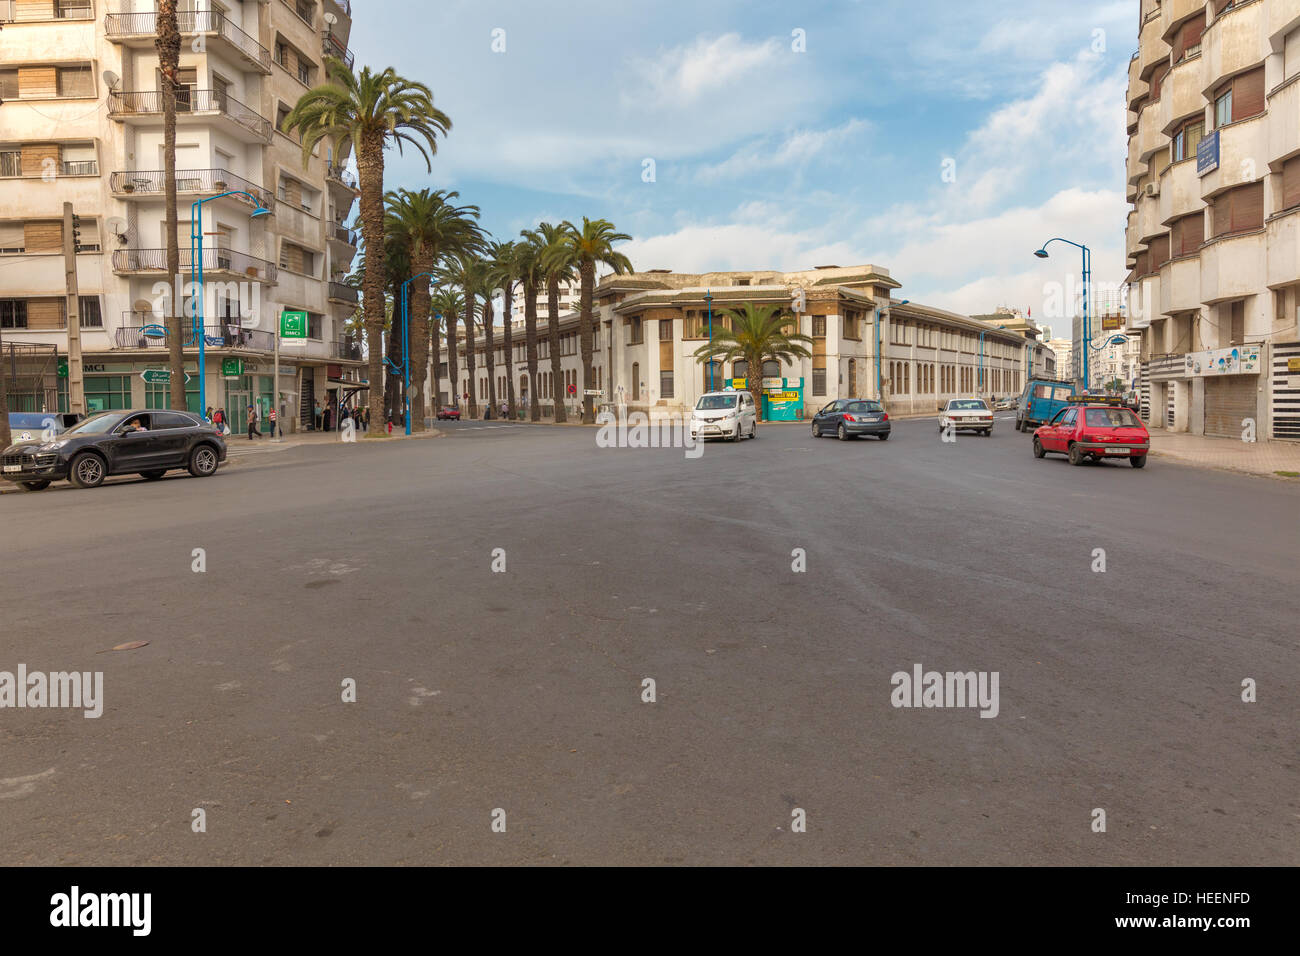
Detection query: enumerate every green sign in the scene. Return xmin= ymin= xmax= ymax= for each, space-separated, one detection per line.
xmin=221 ymin=358 xmax=244 ymax=377
xmin=57 ymin=358 xmax=68 ymax=378
xmin=140 ymin=369 xmax=190 ymax=384
xmin=280 ymin=310 xmax=308 ymax=339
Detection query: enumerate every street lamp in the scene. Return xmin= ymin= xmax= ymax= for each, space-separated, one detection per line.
xmin=705 ymin=289 xmax=714 ymax=391
xmin=1033 ymin=238 xmax=1091 ymax=392
xmin=190 ymin=192 xmax=270 ymax=416
xmin=875 ymin=299 xmax=908 ymax=402
xmin=395 ymin=272 xmax=433 ymax=436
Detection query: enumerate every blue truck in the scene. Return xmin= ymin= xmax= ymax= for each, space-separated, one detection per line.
xmin=1015 ymin=379 xmax=1075 ymax=432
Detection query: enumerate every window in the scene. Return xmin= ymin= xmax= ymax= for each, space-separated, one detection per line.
xmin=84 ymin=375 xmax=132 ymax=412
xmin=1 ymin=299 xmax=28 ymax=328
xmin=843 ymin=311 xmax=860 ymax=339
xmin=732 ymin=359 xmax=749 ymax=380
xmin=1214 ymin=88 xmax=1232 ymax=128
xmin=308 ymin=313 xmax=323 ymax=339
xmin=1211 ymin=182 xmax=1264 ymax=237
xmin=702 ymin=361 xmax=723 ymax=391
xmin=0 ymin=71 xmax=18 ymax=100
xmin=0 ymin=150 xmax=20 ymax=178
xmin=812 ymin=316 xmax=826 ymax=336
xmin=1172 ymin=120 xmax=1202 ymax=162
xmin=57 ymin=67 xmax=93 ymax=97
xmin=78 ymin=295 xmax=102 ymax=328
xmin=1280 ymin=155 xmax=1300 ymax=214
xmin=659 ymin=369 xmax=673 ymax=399
xmin=629 ymin=317 xmax=643 ymax=344
xmin=812 ymin=367 xmax=826 ymax=396
xmin=658 ymin=318 xmax=673 ymax=341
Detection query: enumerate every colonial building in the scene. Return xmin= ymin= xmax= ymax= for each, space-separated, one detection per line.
xmin=429 ymin=265 xmax=1031 ymax=421
xmin=0 ymin=0 xmax=363 ymax=431
xmin=1125 ymin=0 xmax=1300 ymax=439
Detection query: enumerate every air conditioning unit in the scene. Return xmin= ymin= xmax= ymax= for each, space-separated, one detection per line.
xmin=1145 ymin=182 xmax=1160 ymax=198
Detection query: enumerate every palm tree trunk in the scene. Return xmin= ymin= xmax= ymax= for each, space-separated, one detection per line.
xmin=579 ymin=261 xmax=595 ymax=424
xmin=356 ymin=130 xmax=387 ymax=437
xmin=407 ymin=258 xmax=433 ymax=432
xmin=484 ymin=296 xmax=497 ymax=419
xmin=429 ymin=313 xmax=441 ymax=413
xmin=385 ymin=286 xmax=403 ymax=428
xmin=749 ymin=349 xmax=765 ymax=422
xmin=502 ymin=279 xmax=516 ymax=420
xmin=525 ymin=280 xmax=540 ymax=421
xmin=463 ymin=297 xmax=477 ymax=419
xmin=446 ymin=308 xmax=459 ymax=413
xmin=157 ymin=1 xmax=184 ymax=411
xmin=547 ymin=277 xmax=565 ymax=423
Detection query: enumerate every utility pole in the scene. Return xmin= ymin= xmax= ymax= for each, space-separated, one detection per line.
xmin=62 ymin=202 xmax=86 ymax=414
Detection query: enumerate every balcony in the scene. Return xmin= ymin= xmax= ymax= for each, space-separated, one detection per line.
xmin=1199 ymin=229 xmax=1265 ymax=305
xmin=114 ymin=319 xmax=276 ymax=352
xmin=1159 ymin=255 xmax=1201 ymax=317
xmin=1267 ymin=76 xmax=1300 ymax=167
xmin=329 ymin=222 xmax=357 ymax=247
xmin=1136 ymin=103 xmax=1167 ymax=161
xmin=109 ymin=168 xmax=274 ymax=212
xmin=1266 ymin=207 xmax=1300 ymax=290
xmin=322 ymin=30 xmax=355 ymax=71
xmin=1138 ymin=11 xmax=1171 ymax=78
xmin=112 ymin=248 xmax=278 ymax=284
xmin=332 ymin=338 xmax=363 ymax=361
xmin=1158 ymin=157 xmax=1204 ymax=224
xmin=328 ymin=281 xmax=359 ymax=305
xmin=1160 ymin=0 xmax=1206 ymax=37
xmin=0 ymin=0 xmax=93 ymax=22
xmin=1201 ymin=0 xmax=1266 ymax=93
xmin=326 ymin=162 xmax=357 ymax=190
xmin=1127 ymin=52 xmax=1147 ymax=111
xmin=104 ymin=11 xmax=272 ymax=74
xmin=1159 ymin=55 xmax=1205 ymax=134
xmin=1137 ymin=193 xmax=1164 ymax=243
xmin=327 ymin=0 xmax=352 ymax=18
xmin=108 ymin=90 xmax=272 ymax=144
xmin=1198 ymin=114 xmax=1266 ymax=200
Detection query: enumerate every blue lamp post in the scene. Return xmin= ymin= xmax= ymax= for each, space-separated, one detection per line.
xmin=875 ymin=299 xmax=908 ymax=402
xmin=705 ymin=289 xmax=714 ymax=391
xmin=190 ymin=192 xmax=270 ymax=414
xmin=395 ymin=272 xmax=433 ymax=436
xmin=1033 ymin=238 xmax=1091 ymax=392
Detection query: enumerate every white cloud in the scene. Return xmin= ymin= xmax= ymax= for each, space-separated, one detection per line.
xmin=694 ymin=119 xmax=871 ymax=184
xmin=623 ymin=33 xmax=784 ymax=108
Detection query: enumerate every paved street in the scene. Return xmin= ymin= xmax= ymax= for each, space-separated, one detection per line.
xmin=1 ymin=418 xmax=1296 ymax=865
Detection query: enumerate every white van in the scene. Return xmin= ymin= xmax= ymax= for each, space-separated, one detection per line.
xmin=690 ymin=391 xmax=757 ymax=442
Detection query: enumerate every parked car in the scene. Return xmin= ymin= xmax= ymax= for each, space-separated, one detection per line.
xmin=436 ymin=406 xmax=461 ymax=420
xmin=810 ymin=399 xmax=890 ymax=440
xmin=1032 ymin=399 xmax=1150 ymax=468
xmin=1 ymin=409 xmax=227 ymax=491
xmin=993 ymin=398 xmax=1013 ymax=411
xmin=939 ymin=398 xmax=994 ymax=435
xmin=1016 ymin=378 xmax=1074 ymax=431
xmin=689 ymin=390 xmax=756 ymax=442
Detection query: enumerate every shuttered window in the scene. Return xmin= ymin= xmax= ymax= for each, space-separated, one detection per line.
xmin=1280 ymin=155 xmax=1300 ymax=213
xmin=1150 ymin=68 xmax=1169 ymax=100
xmin=1212 ymin=181 xmax=1265 ymax=237
xmin=1171 ymin=213 xmax=1204 ymax=256
xmin=1231 ymin=67 xmax=1265 ymax=122
xmin=1173 ymin=12 xmax=1205 ymax=61
xmin=1149 ymin=234 xmax=1171 ymax=268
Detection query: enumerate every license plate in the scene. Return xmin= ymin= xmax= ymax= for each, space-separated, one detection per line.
xmin=1106 ymin=447 xmax=1131 ymax=454
xmin=3 ymin=465 xmax=21 ymax=473
xmin=702 ymin=426 xmax=719 ymax=434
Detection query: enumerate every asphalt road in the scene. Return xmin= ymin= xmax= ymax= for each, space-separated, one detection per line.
xmin=1 ymin=416 xmax=1296 ymax=865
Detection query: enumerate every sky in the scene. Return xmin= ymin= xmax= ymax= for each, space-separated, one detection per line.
xmin=349 ymin=0 xmax=1138 ymax=331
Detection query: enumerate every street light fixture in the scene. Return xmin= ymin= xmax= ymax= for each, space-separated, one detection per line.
xmin=190 ymin=192 xmax=270 ymax=417
xmin=875 ymin=299 xmax=908 ymax=402
xmin=1032 ymin=238 xmax=1091 ymax=391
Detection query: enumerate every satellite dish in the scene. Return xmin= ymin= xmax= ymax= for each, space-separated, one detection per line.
xmin=102 ymin=70 xmax=120 ymax=89
xmin=106 ymin=217 xmax=128 ymax=237
xmin=323 ymin=12 xmax=337 ymax=24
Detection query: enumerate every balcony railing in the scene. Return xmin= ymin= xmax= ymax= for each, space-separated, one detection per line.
xmin=328 ymin=282 xmax=359 ymax=304
xmin=330 ymin=223 xmax=357 ymax=245
xmin=322 ymin=31 xmax=355 ymax=70
xmin=112 ymin=248 xmax=278 ymax=283
xmin=109 ymin=168 xmax=273 ymax=211
xmin=1 ymin=0 xmax=93 ymax=22
xmin=108 ymin=90 xmax=272 ymax=142
xmin=104 ymin=11 xmax=272 ymax=72
xmin=325 ymin=162 xmax=357 ymax=189
xmin=115 ymin=319 xmax=275 ymax=352
xmin=332 ymin=338 xmax=363 ymax=360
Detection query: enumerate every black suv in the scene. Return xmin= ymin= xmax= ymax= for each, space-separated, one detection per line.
xmin=2 ymin=410 xmax=227 ymax=491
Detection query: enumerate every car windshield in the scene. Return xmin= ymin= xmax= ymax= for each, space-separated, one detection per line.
xmin=62 ymin=412 xmax=123 ymax=435
xmin=948 ymin=400 xmax=988 ymax=410
xmin=696 ymin=395 xmax=737 ymax=410
xmin=846 ymin=402 xmax=882 ymax=413
xmin=1085 ymin=408 xmax=1142 ymax=428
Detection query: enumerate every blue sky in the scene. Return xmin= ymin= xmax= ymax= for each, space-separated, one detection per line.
xmin=351 ymin=0 xmax=1137 ymax=327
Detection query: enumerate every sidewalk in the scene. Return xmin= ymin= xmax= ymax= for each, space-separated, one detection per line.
xmin=1145 ymin=427 xmax=1300 ymax=478
xmin=224 ymin=426 xmax=444 ymax=458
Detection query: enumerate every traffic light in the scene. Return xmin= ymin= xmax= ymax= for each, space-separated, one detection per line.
xmin=71 ymin=212 xmax=83 ymax=253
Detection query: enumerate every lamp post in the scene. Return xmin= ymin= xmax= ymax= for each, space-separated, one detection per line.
xmin=395 ymin=272 xmax=432 ymax=436
xmin=190 ymin=192 xmax=270 ymax=416
xmin=978 ymin=324 xmax=1006 ymax=395
xmin=1033 ymin=238 xmax=1090 ymax=392
xmin=705 ymin=289 xmax=714 ymax=391
xmin=874 ymin=299 xmax=908 ymax=402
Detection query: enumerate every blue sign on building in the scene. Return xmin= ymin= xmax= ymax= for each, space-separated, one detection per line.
xmin=1197 ymin=129 xmax=1220 ymax=177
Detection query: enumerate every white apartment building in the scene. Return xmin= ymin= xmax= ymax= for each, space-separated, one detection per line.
xmin=0 ymin=0 xmax=362 ymax=432
xmin=430 ymin=265 xmax=1030 ymax=421
xmin=1126 ymin=0 xmax=1300 ymax=439
xmin=507 ymin=276 xmax=580 ymax=323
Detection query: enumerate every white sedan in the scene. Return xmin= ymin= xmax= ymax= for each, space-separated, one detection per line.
xmin=940 ymin=398 xmax=994 ymax=436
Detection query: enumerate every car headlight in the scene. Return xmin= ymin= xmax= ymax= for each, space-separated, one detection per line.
xmin=41 ymin=440 xmax=69 ymax=450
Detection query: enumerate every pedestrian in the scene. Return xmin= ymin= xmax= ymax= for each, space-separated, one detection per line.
xmin=361 ymin=406 xmax=369 ymax=432
xmin=313 ymin=400 xmax=322 ymax=431
xmin=213 ymin=407 xmax=224 ymax=431
xmin=323 ymin=404 xmax=332 ymax=432
xmin=269 ymin=405 xmax=279 ymax=438
xmin=205 ymin=405 xmax=214 ymax=424
xmin=246 ymin=404 xmax=262 ymax=440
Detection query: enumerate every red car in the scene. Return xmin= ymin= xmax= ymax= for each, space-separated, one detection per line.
xmin=436 ymin=406 xmax=461 ymax=421
xmin=1032 ymin=400 xmax=1151 ymax=468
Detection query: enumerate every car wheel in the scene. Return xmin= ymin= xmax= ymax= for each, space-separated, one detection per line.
xmin=139 ymin=470 xmax=166 ymax=481
xmin=812 ymin=422 xmax=821 ymax=438
xmin=877 ymin=432 xmax=889 ymax=441
xmin=188 ymin=444 xmax=220 ymax=477
xmin=1032 ymin=437 xmax=1045 ymax=458
xmin=984 ymin=428 xmax=992 ymax=437
xmin=1130 ymin=455 xmax=1147 ymax=469
xmin=1068 ymin=443 xmax=1085 ymax=466
xmin=837 ymin=424 xmax=850 ymax=441
xmin=20 ymin=480 xmax=51 ymax=491
xmin=731 ymin=424 xmax=743 ymax=442
xmin=749 ymin=422 xmax=757 ymax=439
xmin=69 ymin=452 xmax=106 ymax=489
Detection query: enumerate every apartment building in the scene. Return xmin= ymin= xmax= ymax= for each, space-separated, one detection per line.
xmin=1125 ymin=0 xmax=1300 ymax=439
xmin=0 ymin=0 xmax=362 ymax=432
xmin=507 ymin=276 xmax=580 ymax=324
xmin=429 ymin=265 xmax=1030 ymax=421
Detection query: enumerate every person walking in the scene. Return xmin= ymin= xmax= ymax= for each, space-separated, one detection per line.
xmin=313 ymin=400 xmax=323 ymax=431
xmin=246 ymin=404 xmax=262 ymax=440
xmin=205 ymin=405 xmax=214 ymax=424
xmin=269 ymin=405 xmax=279 ymax=439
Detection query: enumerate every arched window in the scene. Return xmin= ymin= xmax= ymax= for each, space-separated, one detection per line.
xmin=762 ymin=360 xmax=780 ymax=378
xmin=733 ymin=359 xmax=749 ymax=380
xmin=704 ymin=361 xmax=723 ymax=392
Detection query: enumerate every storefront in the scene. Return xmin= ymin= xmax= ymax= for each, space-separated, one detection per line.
xmin=57 ymin=360 xmax=199 ymax=414
xmin=1194 ymin=346 xmax=1261 ymax=439
xmin=724 ymin=375 xmax=804 ymax=421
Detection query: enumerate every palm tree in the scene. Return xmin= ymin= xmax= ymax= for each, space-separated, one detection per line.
xmin=438 ymin=253 xmax=489 ymax=419
xmin=155 ymin=0 xmax=185 ymax=409
xmin=431 ymin=288 xmax=463 ymax=411
xmin=526 ymin=222 xmax=572 ymax=422
xmin=692 ymin=304 xmax=813 ymax=421
xmin=285 ymin=60 xmax=451 ymax=436
xmin=514 ymin=233 xmax=544 ymax=421
xmin=549 ymin=218 xmax=634 ymax=423
xmin=385 ymin=188 xmax=481 ymax=430
xmin=488 ymin=240 xmax=521 ymax=420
